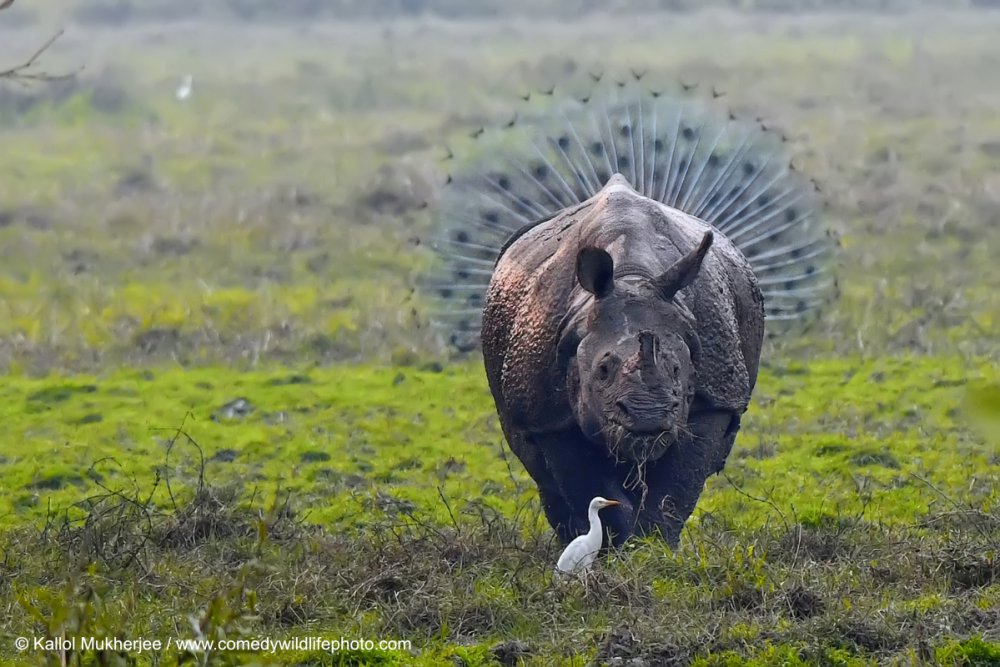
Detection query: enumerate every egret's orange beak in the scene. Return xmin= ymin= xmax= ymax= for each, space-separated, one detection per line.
xmin=605 ymin=500 xmax=621 ymax=507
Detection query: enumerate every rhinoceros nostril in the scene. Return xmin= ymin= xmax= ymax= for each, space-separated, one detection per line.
xmin=615 ymin=400 xmax=630 ymax=418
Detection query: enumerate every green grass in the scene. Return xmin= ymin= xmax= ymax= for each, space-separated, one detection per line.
xmin=0 ymin=356 xmax=995 ymax=533
xmin=2 ymin=13 xmax=1000 ymax=370
xmin=0 ymin=357 xmax=996 ymax=665
xmin=1 ymin=8 xmax=999 ymax=667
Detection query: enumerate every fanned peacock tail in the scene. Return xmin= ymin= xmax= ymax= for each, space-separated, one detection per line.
xmin=426 ymin=68 xmax=836 ymax=352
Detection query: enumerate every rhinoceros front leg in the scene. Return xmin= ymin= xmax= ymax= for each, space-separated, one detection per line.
xmin=637 ymin=410 xmax=741 ymax=546
xmin=525 ymin=428 xmax=636 ymax=546
xmin=505 ymin=433 xmax=576 ymax=542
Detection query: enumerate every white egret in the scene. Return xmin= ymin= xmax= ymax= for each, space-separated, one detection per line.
xmin=555 ymin=496 xmax=621 ymax=576
xmin=176 ymin=75 xmax=193 ymax=101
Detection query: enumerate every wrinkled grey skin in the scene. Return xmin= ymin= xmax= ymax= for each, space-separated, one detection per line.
xmin=481 ymin=174 xmax=764 ymax=547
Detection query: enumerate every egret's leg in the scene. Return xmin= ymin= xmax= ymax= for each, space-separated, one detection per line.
xmin=638 ymin=410 xmax=740 ymax=546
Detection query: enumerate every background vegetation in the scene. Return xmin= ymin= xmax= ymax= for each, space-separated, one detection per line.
xmin=4 ymin=0 xmax=1000 ymax=25
xmin=0 ymin=2 xmax=997 ymax=665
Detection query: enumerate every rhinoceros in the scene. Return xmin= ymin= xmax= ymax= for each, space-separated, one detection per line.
xmin=428 ymin=73 xmax=833 ymax=546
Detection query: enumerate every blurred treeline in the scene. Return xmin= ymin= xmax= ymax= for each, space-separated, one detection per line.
xmin=3 ymin=0 xmax=997 ymax=25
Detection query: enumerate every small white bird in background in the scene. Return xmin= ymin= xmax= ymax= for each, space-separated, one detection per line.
xmin=176 ymin=74 xmax=194 ymax=101
xmin=555 ymin=496 xmax=621 ymax=576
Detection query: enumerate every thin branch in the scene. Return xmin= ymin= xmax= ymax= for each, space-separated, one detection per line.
xmin=0 ymin=30 xmax=76 ymax=81
xmin=1 ymin=0 xmax=78 ymax=82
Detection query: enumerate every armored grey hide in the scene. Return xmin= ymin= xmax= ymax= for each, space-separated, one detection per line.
xmin=481 ymin=174 xmax=764 ymax=548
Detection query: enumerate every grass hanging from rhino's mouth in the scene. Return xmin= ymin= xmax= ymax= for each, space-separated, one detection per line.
xmin=604 ymin=419 xmax=683 ymax=464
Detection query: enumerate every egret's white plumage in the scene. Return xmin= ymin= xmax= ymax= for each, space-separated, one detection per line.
xmin=176 ymin=75 xmax=193 ymax=101
xmin=555 ymin=496 xmax=620 ymax=576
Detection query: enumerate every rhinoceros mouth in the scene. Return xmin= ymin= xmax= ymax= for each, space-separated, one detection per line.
xmin=605 ymin=421 xmax=678 ymax=462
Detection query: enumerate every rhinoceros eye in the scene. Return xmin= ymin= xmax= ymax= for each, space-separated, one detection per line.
xmin=595 ymin=354 xmax=617 ymax=383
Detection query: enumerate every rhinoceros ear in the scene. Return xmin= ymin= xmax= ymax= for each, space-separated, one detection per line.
xmin=653 ymin=231 xmax=714 ymax=301
xmin=576 ymin=247 xmax=615 ymax=298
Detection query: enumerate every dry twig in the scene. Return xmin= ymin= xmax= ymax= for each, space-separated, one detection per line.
xmin=0 ymin=1 xmax=76 ymax=82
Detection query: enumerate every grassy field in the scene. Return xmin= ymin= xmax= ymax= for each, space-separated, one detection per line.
xmin=1 ymin=7 xmax=999 ymax=666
